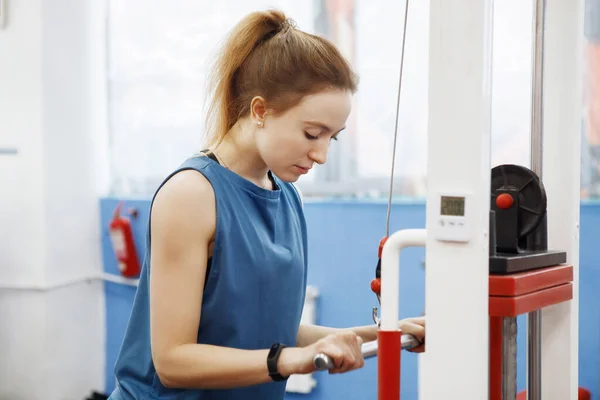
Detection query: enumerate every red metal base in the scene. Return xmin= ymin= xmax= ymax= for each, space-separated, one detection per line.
xmin=488 ymin=264 xmax=574 ymax=400
xmin=489 ymin=264 xmax=573 ymax=296
xmin=489 ymin=264 xmax=573 ymax=316
xmin=378 ymin=330 xmax=402 ymax=400
xmin=490 ymin=283 xmax=573 ymax=316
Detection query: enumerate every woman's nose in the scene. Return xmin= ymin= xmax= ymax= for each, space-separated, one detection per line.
xmin=308 ymin=140 xmax=329 ymax=165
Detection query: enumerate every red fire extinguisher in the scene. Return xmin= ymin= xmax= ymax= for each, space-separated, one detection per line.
xmin=109 ymin=202 xmax=141 ymax=278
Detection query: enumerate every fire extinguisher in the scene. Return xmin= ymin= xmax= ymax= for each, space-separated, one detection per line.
xmin=109 ymin=202 xmax=141 ymax=278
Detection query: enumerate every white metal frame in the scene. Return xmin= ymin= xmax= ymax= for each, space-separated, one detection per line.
xmin=419 ymin=1 xmax=494 ymax=398
xmin=538 ymin=1 xmax=583 ymax=398
xmin=381 ymin=0 xmax=583 ymax=399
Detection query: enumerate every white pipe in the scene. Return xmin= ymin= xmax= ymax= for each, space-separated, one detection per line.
xmin=0 ymin=272 xmax=139 ymax=291
xmin=380 ymin=228 xmax=427 ymax=331
xmin=101 ymin=272 xmax=139 ymax=287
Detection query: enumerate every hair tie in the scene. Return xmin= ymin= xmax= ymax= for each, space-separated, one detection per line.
xmin=280 ymin=18 xmax=297 ymax=32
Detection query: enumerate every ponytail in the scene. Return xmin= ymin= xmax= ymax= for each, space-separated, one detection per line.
xmin=204 ymin=9 xmax=358 ymax=147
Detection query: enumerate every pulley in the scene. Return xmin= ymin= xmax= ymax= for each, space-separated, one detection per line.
xmin=489 ymin=164 xmax=566 ymax=274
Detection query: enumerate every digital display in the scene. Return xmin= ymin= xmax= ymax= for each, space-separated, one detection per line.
xmin=440 ymin=196 xmax=465 ymax=216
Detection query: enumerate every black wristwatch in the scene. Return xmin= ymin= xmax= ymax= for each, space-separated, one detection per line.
xmin=267 ymin=343 xmax=288 ymax=381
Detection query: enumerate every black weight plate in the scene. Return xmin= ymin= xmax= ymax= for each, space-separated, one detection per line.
xmin=491 ymin=164 xmax=547 ymax=238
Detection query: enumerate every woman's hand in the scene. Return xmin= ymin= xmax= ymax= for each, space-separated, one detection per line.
xmin=279 ymin=331 xmax=365 ymax=376
xmin=399 ymin=316 xmax=426 ymax=353
xmin=279 ymin=318 xmax=425 ymax=377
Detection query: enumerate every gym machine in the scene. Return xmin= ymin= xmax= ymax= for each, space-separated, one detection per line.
xmin=314 ymin=0 xmax=583 ymax=399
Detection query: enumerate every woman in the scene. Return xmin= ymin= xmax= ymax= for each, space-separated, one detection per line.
xmin=108 ymin=9 xmax=426 ymax=400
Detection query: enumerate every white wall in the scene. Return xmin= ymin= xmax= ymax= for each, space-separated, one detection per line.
xmin=0 ymin=0 xmax=45 ymax=285
xmin=0 ymin=1 xmax=105 ymax=398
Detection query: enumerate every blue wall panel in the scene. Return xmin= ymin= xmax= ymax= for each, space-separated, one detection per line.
xmin=100 ymin=198 xmax=600 ymax=399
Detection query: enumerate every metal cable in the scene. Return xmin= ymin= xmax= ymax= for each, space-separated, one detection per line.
xmin=386 ymin=0 xmax=411 ymax=237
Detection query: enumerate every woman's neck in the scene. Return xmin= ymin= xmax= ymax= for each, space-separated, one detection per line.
xmin=210 ymin=122 xmax=270 ymax=188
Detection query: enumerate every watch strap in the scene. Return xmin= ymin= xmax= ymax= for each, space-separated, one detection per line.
xmin=267 ymin=343 xmax=288 ymax=381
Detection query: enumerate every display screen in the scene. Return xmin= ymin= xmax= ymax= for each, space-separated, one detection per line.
xmin=440 ymin=196 xmax=465 ymax=216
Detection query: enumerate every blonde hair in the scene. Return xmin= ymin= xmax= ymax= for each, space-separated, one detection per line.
xmin=204 ymin=9 xmax=358 ymax=147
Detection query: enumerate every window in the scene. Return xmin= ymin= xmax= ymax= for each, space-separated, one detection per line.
xmin=105 ymin=1 xmax=587 ymax=199
xmin=106 ymin=0 xmax=316 ymax=196
xmin=582 ymin=0 xmax=600 ymax=199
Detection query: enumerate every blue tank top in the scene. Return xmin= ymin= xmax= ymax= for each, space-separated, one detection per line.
xmin=108 ymin=155 xmax=308 ymax=400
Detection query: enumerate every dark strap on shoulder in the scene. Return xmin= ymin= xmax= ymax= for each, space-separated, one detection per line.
xmin=200 ymin=149 xmax=219 ymax=164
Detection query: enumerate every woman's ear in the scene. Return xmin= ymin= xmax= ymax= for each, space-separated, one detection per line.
xmin=250 ymin=96 xmax=268 ymax=124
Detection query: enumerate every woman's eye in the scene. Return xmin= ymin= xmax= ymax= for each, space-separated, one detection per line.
xmin=305 ymin=132 xmax=339 ymax=142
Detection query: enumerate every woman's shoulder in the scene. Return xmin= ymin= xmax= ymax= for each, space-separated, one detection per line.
xmin=152 ymin=154 xmax=217 ymax=205
xmin=150 ymin=168 xmax=217 ymax=246
xmin=155 ymin=167 xmax=214 ymax=204
xmin=152 ymin=168 xmax=215 ymax=222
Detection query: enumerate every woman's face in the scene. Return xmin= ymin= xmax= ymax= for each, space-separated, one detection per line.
xmin=255 ymin=88 xmax=353 ymax=182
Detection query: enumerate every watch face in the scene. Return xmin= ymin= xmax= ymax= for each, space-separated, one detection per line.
xmin=269 ymin=344 xmax=285 ymax=363
xmin=269 ymin=343 xmax=282 ymax=358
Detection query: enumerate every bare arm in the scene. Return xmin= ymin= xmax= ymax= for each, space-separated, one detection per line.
xmin=150 ymin=170 xmax=278 ymax=389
